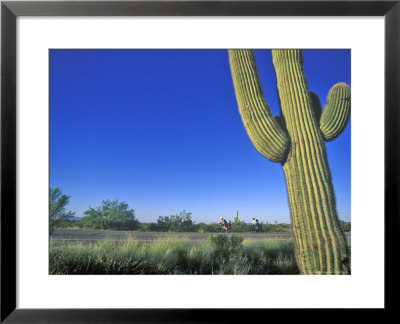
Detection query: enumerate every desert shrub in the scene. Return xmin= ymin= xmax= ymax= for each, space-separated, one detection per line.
xmin=243 ymin=240 xmax=299 ymax=274
xmin=156 ymin=210 xmax=194 ymax=232
xmin=137 ymin=223 xmax=159 ymax=232
xmin=194 ymin=222 xmax=208 ymax=233
xmin=203 ymin=223 xmax=220 ymax=232
xmin=218 ymin=256 xmax=252 ymax=275
xmin=261 ymin=223 xmax=292 ymax=233
xmin=208 ymin=234 xmax=244 ymax=263
xmin=230 ymin=219 xmax=250 ymax=232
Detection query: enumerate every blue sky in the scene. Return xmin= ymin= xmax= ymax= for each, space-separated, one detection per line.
xmin=50 ymin=49 xmax=351 ymax=224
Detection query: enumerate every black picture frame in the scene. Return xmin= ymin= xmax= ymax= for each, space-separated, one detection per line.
xmin=1 ymin=0 xmax=399 ymax=322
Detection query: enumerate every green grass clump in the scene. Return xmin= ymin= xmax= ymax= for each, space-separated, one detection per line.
xmin=50 ymin=235 xmax=299 ymax=275
xmin=242 ymin=240 xmax=299 ymax=274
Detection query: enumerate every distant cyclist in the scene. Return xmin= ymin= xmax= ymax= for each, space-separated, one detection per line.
xmin=220 ymin=217 xmax=228 ymax=229
xmin=251 ymin=218 xmax=260 ymax=231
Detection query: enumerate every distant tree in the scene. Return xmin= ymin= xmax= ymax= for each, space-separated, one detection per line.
xmin=178 ymin=210 xmax=192 ymax=225
xmin=49 ymin=187 xmax=75 ymax=233
xmin=81 ymin=199 xmax=139 ymax=230
xmin=179 ymin=210 xmax=192 ymax=222
xmin=157 ymin=210 xmax=193 ymax=232
xmin=339 ymin=220 xmax=351 ymax=232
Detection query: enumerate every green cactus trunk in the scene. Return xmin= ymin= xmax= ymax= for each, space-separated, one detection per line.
xmin=228 ymin=49 xmax=350 ymax=274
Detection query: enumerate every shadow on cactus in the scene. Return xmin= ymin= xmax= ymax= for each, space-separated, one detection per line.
xmin=228 ymin=49 xmax=350 ymax=274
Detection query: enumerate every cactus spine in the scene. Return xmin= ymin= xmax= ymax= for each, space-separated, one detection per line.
xmin=228 ymin=49 xmax=350 ymax=274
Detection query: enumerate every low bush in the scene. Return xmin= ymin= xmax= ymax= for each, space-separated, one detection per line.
xmin=208 ymin=234 xmax=244 ymax=263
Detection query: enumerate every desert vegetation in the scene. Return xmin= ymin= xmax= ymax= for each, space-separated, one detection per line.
xmin=49 ymin=234 xmax=300 ymax=275
xmin=53 ymin=216 xmax=296 ymax=233
xmin=49 ymin=186 xmax=350 ymax=275
xmin=49 ymin=188 xmax=350 ymax=234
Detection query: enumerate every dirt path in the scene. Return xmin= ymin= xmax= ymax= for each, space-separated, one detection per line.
xmin=51 ymin=229 xmax=351 ymax=242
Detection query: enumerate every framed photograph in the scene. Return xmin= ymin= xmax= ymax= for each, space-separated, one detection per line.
xmin=1 ymin=0 xmax=398 ymax=322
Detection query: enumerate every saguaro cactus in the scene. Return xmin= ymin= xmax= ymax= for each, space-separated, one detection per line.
xmin=228 ymin=49 xmax=350 ymax=274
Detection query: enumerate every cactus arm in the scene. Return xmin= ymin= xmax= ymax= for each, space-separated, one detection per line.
xmin=320 ymin=83 xmax=351 ymax=141
xmin=228 ymin=49 xmax=290 ymax=163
